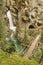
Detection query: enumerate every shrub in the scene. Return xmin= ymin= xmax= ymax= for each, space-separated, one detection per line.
xmin=0 ymin=49 xmax=40 ymax=65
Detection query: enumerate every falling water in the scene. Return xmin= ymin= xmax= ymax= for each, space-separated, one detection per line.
xmin=7 ymin=10 xmax=16 ymax=31
xmin=6 ymin=10 xmax=23 ymax=52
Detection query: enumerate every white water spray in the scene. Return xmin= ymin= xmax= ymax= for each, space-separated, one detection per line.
xmin=7 ymin=10 xmax=16 ymax=32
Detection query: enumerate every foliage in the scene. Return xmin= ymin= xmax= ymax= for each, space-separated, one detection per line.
xmin=0 ymin=49 xmax=40 ymax=65
xmin=0 ymin=0 xmax=5 ymax=43
xmin=0 ymin=40 xmax=15 ymax=53
xmin=28 ymin=30 xmax=39 ymax=36
xmin=40 ymin=33 xmax=43 ymax=43
xmin=23 ymin=29 xmax=30 ymax=45
xmin=32 ymin=48 xmax=42 ymax=62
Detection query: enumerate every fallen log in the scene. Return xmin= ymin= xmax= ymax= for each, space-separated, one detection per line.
xmin=24 ymin=34 xmax=41 ymax=59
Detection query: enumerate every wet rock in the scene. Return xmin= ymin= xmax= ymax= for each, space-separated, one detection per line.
xmin=3 ymin=0 xmax=43 ymax=45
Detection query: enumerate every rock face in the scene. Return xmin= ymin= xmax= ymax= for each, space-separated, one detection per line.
xmin=3 ymin=0 xmax=43 ymax=46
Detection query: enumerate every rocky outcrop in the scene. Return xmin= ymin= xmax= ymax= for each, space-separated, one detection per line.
xmin=3 ymin=0 xmax=43 ymax=46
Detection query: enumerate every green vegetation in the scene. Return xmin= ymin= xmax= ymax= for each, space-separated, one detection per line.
xmin=0 ymin=0 xmax=5 ymax=43
xmin=32 ymin=48 xmax=42 ymax=62
xmin=0 ymin=40 xmax=15 ymax=53
xmin=0 ymin=49 xmax=40 ymax=65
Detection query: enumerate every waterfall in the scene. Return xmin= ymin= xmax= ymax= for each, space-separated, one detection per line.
xmin=7 ymin=10 xmax=16 ymax=31
xmin=6 ymin=10 xmax=23 ymax=52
